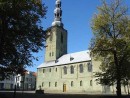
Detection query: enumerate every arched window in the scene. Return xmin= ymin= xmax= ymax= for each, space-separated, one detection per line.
xmin=52 ymin=52 xmax=54 ymax=56
xmin=49 ymin=82 xmax=51 ymax=87
xmin=49 ymin=68 xmax=51 ymax=72
xmin=63 ymin=66 xmax=67 ymax=74
xmin=55 ymin=82 xmax=57 ymax=87
xmin=57 ymin=13 xmax=59 ymax=17
xmin=79 ymin=64 xmax=83 ymax=73
xmin=80 ymin=81 xmax=83 ymax=86
xmin=49 ymin=52 xmax=51 ymax=57
xmin=70 ymin=65 xmax=74 ymax=74
xmin=88 ymin=62 xmax=92 ymax=72
xmin=43 ymin=69 xmax=45 ymax=73
xmin=58 ymin=4 xmax=60 ymax=7
xmin=42 ymin=82 xmax=44 ymax=87
xmin=71 ymin=81 xmax=73 ymax=87
xmin=90 ymin=80 xmax=92 ymax=86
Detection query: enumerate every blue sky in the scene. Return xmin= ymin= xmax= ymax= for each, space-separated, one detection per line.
xmin=27 ymin=0 xmax=129 ymax=72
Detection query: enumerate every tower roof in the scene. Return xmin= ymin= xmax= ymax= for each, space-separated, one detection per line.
xmin=52 ymin=0 xmax=63 ymax=27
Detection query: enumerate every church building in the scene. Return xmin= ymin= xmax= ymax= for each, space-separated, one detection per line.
xmin=36 ymin=0 xmax=125 ymax=94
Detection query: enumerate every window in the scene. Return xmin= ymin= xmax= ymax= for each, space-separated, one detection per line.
xmin=63 ymin=66 xmax=67 ymax=74
xmin=71 ymin=81 xmax=73 ymax=87
xmin=26 ymin=78 xmax=28 ymax=81
xmin=50 ymin=33 xmax=53 ymax=41
xmin=49 ymin=82 xmax=51 ymax=87
xmin=49 ymin=52 xmax=51 ymax=57
xmin=80 ymin=81 xmax=83 ymax=86
xmin=55 ymin=82 xmax=57 ymax=87
xmin=88 ymin=62 xmax=92 ymax=72
xmin=58 ymin=4 xmax=60 ymax=7
xmin=70 ymin=57 xmax=74 ymax=61
xmin=55 ymin=60 xmax=58 ymax=63
xmin=79 ymin=64 xmax=83 ymax=73
xmin=57 ymin=13 xmax=59 ymax=17
xmin=43 ymin=69 xmax=45 ymax=73
xmin=70 ymin=66 xmax=74 ymax=74
xmin=42 ymin=82 xmax=44 ymax=87
xmin=52 ymin=52 xmax=54 ymax=56
xmin=56 ymin=68 xmax=57 ymax=72
xmin=90 ymin=80 xmax=92 ymax=86
xmin=49 ymin=68 xmax=51 ymax=72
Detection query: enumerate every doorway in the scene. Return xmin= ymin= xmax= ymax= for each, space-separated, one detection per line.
xmin=63 ymin=84 xmax=66 ymax=92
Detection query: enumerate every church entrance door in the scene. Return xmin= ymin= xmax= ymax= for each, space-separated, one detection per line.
xmin=63 ymin=84 xmax=66 ymax=92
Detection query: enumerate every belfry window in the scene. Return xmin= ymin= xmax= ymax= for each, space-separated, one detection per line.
xmin=57 ymin=13 xmax=59 ymax=17
xmin=79 ymin=64 xmax=83 ymax=73
xmin=58 ymin=4 xmax=60 ymax=7
xmin=70 ymin=66 xmax=74 ymax=74
xmin=55 ymin=13 xmax=56 ymax=17
xmin=63 ymin=66 xmax=67 ymax=74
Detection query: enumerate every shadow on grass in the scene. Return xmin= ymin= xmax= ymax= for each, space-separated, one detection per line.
xmin=0 ymin=92 xmax=130 ymax=98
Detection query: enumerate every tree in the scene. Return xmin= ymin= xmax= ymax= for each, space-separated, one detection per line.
xmin=0 ymin=0 xmax=47 ymax=79
xmin=90 ymin=0 xmax=130 ymax=97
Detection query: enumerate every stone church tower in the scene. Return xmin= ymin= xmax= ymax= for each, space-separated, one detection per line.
xmin=45 ymin=0 xmax=67 ymax=62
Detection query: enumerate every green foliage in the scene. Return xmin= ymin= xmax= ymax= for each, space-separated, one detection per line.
xmin=90 ymin=0 xmax=130 ymax=96
xmin=0 ymin=0 xmax=47 ymax=79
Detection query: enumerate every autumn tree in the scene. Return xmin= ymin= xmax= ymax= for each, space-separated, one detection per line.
xmin=0 ymin=0 xmax=47 ymax=79
xmin=90 ymin=0 xmax=130 ymax=97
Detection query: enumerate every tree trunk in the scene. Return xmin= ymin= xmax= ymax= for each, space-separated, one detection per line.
xmin=113 ymin=51 xmax=122 ymax=98
xmin=127 ymin=84 xmax=130 ymax=95
xmin=117 ymin=79 xmax=121 ymax=97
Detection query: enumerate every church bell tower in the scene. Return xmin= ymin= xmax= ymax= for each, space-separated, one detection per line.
xmin=45 ymin=0 xmax=67 ymax=62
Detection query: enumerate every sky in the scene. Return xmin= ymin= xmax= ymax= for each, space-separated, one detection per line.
xmin=27 ymin=0 xmax=129 ymax=72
